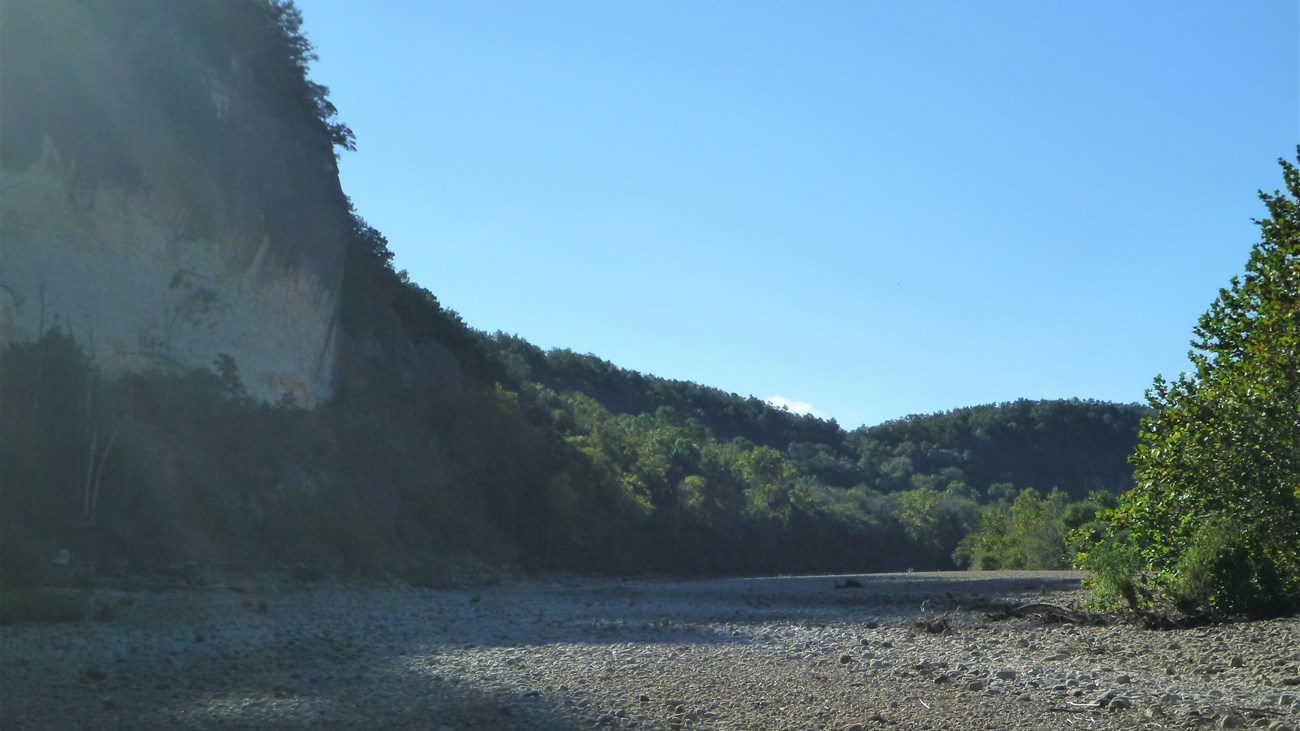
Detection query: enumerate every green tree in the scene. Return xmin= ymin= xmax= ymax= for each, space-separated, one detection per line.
xmin=1083 ymin=150 xmax=1300 ymax=616
xmin=956 ymin=487 xmax=1081 ymax=570
xmin=737 ymin=446 xmax=795 ymax=521
xmin=1007 ymin=488 xmax=1070 ymax=569
xmin=886 ymin=487 xmax=979 ymax=569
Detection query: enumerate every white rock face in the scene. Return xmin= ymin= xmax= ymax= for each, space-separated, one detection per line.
xmin=0 ymin=138 xmax=338 ymax=407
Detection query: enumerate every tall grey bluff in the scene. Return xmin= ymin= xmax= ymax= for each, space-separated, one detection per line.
xmin=0 ymin=0 xmax=351 ymax=407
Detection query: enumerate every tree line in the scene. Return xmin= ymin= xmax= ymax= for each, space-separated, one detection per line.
xmin=0 ymin=205 xmax=1150 ymax=586
xmin=7 ymin=0 xmax=1295 ymax=619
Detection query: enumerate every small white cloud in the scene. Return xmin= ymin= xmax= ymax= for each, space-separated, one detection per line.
xmin=766 ymin=395 xmax=826 ymax=419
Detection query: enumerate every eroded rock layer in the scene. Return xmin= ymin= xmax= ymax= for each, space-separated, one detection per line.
xmin=0 ymin=0 xmax=349 ymax=406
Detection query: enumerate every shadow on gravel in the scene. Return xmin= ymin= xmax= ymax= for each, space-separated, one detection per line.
xmin=147 ymin=667 xmax=590 ymax=731
xmin=90 ymin=628 xmax=599 ymax=730
xmin=1 ymin=572 xmax=1088 ymax=729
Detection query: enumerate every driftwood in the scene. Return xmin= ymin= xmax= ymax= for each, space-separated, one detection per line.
xmin=912 ymin=613 xmax=953 ymax=634
xmin=985 ymin=602 xmax=1106 ymax=625
xmin=1136 ymin=609 xmax=1222 ymax=630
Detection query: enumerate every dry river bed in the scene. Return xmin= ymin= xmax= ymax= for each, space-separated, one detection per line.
xmin=3 ymin=571 xmax=1299 ymax=730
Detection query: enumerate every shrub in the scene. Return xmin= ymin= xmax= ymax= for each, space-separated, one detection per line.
xmin=1076 ymin=533 xmax=1146 ymax=611
xmin=1167 ymin=515 xmax=1298 ymax=618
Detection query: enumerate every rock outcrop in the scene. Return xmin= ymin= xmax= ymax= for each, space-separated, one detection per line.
xmin=0 ymin=0 xmax=350 ymax=406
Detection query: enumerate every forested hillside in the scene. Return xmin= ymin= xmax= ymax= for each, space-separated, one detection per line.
xmin=2 ymin=248 xmax=1147 ymax=582
xmin=489 ymin=335 xmax=1146 ymax=499
xmin=851 ymin=400 xmax=1146 ymax=500
xmin=1 ymin=1 xmax=1149 ymax=592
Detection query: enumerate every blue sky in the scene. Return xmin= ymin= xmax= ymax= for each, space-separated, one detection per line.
xmin=296 ymin=1 xmax=1298 ymax=428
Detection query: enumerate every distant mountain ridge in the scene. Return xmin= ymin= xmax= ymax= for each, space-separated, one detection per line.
xmin=488 ymin=334 xmax=1148 ymax=500
xmin=489 ymin=333 xmax=850 ymax=452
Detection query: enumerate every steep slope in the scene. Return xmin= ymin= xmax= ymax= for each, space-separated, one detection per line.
xmin=0 ymin=1 xmax=614 ymax=581
xmin=0 ymin=0 xmax=350 ymax=405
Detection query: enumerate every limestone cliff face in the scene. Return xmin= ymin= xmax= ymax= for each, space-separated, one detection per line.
xmin=0 ymin=0 xmax=350 ymax=406
xmin=0 ymin=139 xmax=340 ymax=406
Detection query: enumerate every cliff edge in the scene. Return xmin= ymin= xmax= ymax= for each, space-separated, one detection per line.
xmin=0 ymin=0 xmax=350 ymax=406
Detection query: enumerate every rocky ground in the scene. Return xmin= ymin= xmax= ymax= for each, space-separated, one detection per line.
xmin=2 ymin=570 xmax=1299 ymax=730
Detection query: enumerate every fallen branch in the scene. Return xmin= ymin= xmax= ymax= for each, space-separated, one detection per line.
xmin=986 ymin=602 xmax=1106 ymax=625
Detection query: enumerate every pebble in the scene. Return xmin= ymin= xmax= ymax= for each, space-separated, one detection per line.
xmin=3 ymin=576 xmax=1298 ymax=730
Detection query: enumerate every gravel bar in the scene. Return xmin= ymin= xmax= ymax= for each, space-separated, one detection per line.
xmin=3 ymin=571 xmax=1298 ymax=730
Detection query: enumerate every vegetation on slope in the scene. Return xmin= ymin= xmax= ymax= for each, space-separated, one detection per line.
xmin=483 ymin=336 xmax=1147 ymax=572
xmin=0 ymin=1 xmax=1155 ymax=595
xmin=489 ymin=336 xmax=1147 ymax=497
xmin=0 ymin=260 xmax=1146 ymax=584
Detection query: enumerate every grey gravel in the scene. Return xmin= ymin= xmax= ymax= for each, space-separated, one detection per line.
xmin=2 ymin=570 xmax=1298 ymax=730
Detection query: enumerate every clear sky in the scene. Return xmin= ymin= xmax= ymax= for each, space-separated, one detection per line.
xmin=295 ymin=0 xmax=1298 ymax=429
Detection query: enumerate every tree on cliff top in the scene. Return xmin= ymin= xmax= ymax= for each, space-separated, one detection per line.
xmin=259 ymin=0 xmax=355 ymax=153
xmin=1082 ymin=149 xmax=1300 ymax=617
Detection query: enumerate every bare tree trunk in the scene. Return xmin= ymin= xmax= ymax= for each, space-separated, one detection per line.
xmin=82 ymin=430 xmax=99 ymax=523
xmin=89 ymin=426 xmax=118 ymax=522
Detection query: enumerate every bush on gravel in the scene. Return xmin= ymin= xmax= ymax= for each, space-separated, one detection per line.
xmin=1168 ymin=515 xmax=1296 ymax=617
xmin=1080 ymin=150 xmax=1300 ymax=618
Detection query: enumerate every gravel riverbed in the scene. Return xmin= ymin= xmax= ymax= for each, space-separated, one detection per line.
xmin=3 ymin=571 xmax=1299 ymax=730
